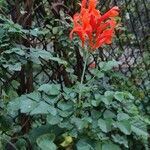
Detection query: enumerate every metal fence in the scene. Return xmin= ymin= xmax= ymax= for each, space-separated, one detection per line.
xmin=98 ymin=0 xmax=150 ymax=114
xmin=0 ymin=0 xmax=150 ymax=110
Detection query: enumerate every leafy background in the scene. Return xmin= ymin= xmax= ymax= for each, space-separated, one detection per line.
xmin=0 ymin=0 xmax=150 ymax=150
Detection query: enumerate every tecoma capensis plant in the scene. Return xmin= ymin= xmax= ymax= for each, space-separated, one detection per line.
xmin=69 ymin=0 xmax=119 ymax=105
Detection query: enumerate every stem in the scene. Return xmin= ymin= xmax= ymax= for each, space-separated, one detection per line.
xmin=78 ymin=50 xmax=89 ymax=106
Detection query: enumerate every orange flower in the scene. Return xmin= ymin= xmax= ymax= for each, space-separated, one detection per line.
xmin=70 ymin=0 xmax=119 ymax=50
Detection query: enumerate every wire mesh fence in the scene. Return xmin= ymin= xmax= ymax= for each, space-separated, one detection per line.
xmin=0 ymin=0 xmax=150 ymax=111
xmin=97 ymin=0 xmax=150 ymax=115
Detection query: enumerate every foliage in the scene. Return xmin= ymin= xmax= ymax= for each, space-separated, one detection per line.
xmin=0 ymin=0 xmax=149 ymax=150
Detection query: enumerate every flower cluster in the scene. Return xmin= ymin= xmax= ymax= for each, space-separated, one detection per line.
xmin=70 ymin=0 xmax=119 ymax=50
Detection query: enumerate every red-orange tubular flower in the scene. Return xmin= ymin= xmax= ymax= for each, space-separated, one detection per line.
xmin=69 ymin=0 xmax=119 ymax=50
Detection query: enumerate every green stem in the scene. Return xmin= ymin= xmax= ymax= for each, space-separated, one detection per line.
xmin=78 ymin=50 xmax=89 ymax=106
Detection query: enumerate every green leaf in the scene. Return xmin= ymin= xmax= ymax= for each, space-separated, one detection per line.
xmin=103 ymin=110 xmax=116 ymax=119
xmin=90 ymin=69 xmax=104 ymax=78
xmin=29 ymin=125 xmax=63 ymax=142
xmin=71 ymin=117 xmax=88 ymax=130
xmin=104 ymin=91 xmax=114 ymax=104
xmin=99 ymin=60 xmax=119 ymax=72
xmin=131 ymin=120 xmax=149 ymax=140
xmin=36 ymin=134 xmax=57 ymax=150
xmin=16 ymin=92 xmax=57 ymax=115
xmin=76 ymin=140 xmax=94 ymax=150
xmin=98 ymin=119 xmax=112 ymax=133
xmin=94 ymin=141 xmax=102 ymax=150
xmin=27 ymin=92 xmax=40 ymax=102
xmin=3 ymin=62 xmax=21 ymax=71
xmin=52 ymin=27 xmax=59 ymax=34
xmin=112 ymin=134 xmax=128 ymax=148
xmin=114 ymin=92 xmax=125 ymax=102
xmin=47 ymin=114 xmax=62 ymax=125
xmin=57 ymin=101 xmax=73 ymax=111
xmin=102 ymin=142 xmax=121 ymax=150
xmin=11 ymin=80 xmax=20 ymax=89
xmin=117 ymin=112 xmax=130 ymax=121
xmin=58 ymin=120 xmax=73 ymax=129
xmin=29 ymin=48 xmax=67 ymax=65
xmin=29 ymin=48 xmax=52 ymax=64
xmin=20 ymin=99 xmax=57 ymax=115
xmin=7 ymin=89 xmax=18 ymax=99
xmin=91 ymin=94 xmax=102 ymax=106
xmin=91 ymin=100 xmax=100 ymax=107
xmin=48 ymin=57 xmax=67 ymax=65
xmin=114 ymin=91 xmax=134 ymax=102
xmin=3 ymin=48 xmax=25 ymax=56
xmin=7 ymin=98 xmax=21 ymax=115
xmin=20 ymin=97 xmax=37 ymax=113
xmin=30 ymin=101 xmax=57 ymax=115
xmin=115 ymin=121 xmax=131 ymax=135
xmin=15 ymin=138 xmax=27 ymax=150
xmin=38 ymin=84 xmax=60 ymax=95
xmin=58 ymin=109 xmax=72 ymax=118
